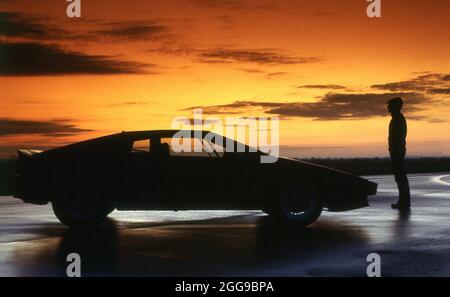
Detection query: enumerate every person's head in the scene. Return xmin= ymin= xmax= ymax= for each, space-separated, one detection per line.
xmin=387 ymin=97 xmax=403 ymax=114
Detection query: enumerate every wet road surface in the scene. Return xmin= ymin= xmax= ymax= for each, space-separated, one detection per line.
xmin=0 ymin=172 xmax=449 ymax=276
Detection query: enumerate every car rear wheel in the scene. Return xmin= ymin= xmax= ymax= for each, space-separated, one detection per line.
xmin=52 ymin=190 xmax=114 ymax=228
xmin=267 ymin=184 xmax=323 ymax=226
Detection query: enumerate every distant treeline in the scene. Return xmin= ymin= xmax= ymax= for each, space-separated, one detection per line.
xmin=300 ymin=157 xmax=450 ymax=176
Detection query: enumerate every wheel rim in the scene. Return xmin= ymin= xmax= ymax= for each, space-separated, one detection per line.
xmin=281 ymin=185 xmax=315 ymax=219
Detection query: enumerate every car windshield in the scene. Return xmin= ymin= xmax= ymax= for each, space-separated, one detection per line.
xmin=160 ymin=137 xmax=225 ymax=158
xmin=207 ymin=133 xmax=263 ymax=155
xmin=201 ymin=138 xmax=225 ymax=157
xmin=129 ymin=132 xmax=265 ymax=157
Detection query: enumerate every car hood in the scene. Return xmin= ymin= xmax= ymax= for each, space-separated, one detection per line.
xmin=272 ymin=156 xmax=377 ymax=194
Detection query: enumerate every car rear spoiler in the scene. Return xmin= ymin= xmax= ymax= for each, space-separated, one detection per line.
xmin=18 ymin=149 xmax=42 ymax=158
xmin=17 ymin=148 xmax=42 ymax=172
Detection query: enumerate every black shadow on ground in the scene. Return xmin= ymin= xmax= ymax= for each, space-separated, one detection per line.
xmin=14 ymin=215 xmax=370 ymax=276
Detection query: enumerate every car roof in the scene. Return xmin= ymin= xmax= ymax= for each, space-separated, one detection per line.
xmin=39 ymin=130 xmax=228 ymax=155
xmin=121 ymin=129 xmax=215 ymax=140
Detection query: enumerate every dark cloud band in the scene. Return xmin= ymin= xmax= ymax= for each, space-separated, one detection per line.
xmin=183 ymin=92 xmax=430 ymax=120
xmin=371 ymin=73 xmax=450 ymax=94
xmin=0 ymin=42 xmax=152 ymax=76
xmin=297 ymin=84 xmax=347 ymax=90
xmin=197 ymin=49 xmax=320 ymax=65
xmin=0 ymin=12 xmax=66 ymax=40
xmin=0 ymin=12 xmax=170 ymax=42
xmin=151 ymin=46 xmax=321 ymax=66
xmin=0 ymin=118 xmax=92 ymax=137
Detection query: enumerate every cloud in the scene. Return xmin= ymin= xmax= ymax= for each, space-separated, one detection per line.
xmin=182 ymin=92 xmax=430 ymax=120
xmin=0 ymin=12 xmax=170 ymax=42
xmin=90 ymin=21 xmax=168 ymax=41
xmin=196 ymin=49 xmax=321 ymax=65
xmin=148 ymin=47 xmax=199 ymax=56
xmin=236 ymin=68 xmax=264 ymax=73
xmin=0 ymin=42 xmax=153 ymax=76
xmin=182 ymin=102 xmax=247 ymax=115
xmin=235 ymin=68 xmax=288 ymax=78
xmin=183 ymin=100 xmax=298 ymax=115
xmin=370 ymin=73 xmax=450 ymax=104
xmin=0 ymin=12 xmax=67 ymax=40
xmin=108 ymin=101 xmax=151 ymax=107
xmin=173 ymin=118 xmax=220 ymax=126
xmin=0 ymin=118 xmax=92 ymax=137
xmin=297 ymin=84 xmax=347 ymax=90
xmin=265 ymin=92 xmax=428 ymax=120
xmin=192 ymin=0 xmax=275 ymax=10
xmin=150 ymin=46 xmax=321 ymax=66
xmin=266 ymin=72 xmax=288 ymax=78
xmin=427 ymin=88 xmax=450 ymax=94
xmin=371 ymin=73 xmax=450 ymax=93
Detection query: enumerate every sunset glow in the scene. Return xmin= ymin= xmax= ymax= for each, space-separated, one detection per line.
xmin=1 ymin=0 xmax=449 ymax=157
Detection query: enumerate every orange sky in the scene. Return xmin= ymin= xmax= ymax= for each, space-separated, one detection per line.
xmin=0 ymin=0 xmax=449 ymax=157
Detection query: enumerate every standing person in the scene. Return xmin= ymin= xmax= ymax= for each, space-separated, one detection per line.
xmin=387 ymin=97 xmax=411 ymax=210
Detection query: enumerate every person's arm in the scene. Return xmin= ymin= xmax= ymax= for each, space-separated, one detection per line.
xmin=389 ymin=116 xmax=407 ymax=150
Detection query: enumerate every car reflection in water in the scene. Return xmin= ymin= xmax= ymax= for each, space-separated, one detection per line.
xmin=11 ymin=212 xmax=369 ymax=276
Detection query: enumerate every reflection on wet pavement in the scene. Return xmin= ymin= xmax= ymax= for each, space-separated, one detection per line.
xmin=1 ymin=173 xmax=449 ymax=276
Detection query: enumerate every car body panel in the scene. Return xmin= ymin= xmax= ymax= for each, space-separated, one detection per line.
xmin=13 ymin=130 xmax=377 ymax=211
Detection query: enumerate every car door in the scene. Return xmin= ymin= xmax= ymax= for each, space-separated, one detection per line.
xmin=117 ymin=137 xmax=163 ymax=209
xmin=155 ymin=136 xmax=214 ymax=209
xmin=205 ymin=138 xmax=260 ymax=208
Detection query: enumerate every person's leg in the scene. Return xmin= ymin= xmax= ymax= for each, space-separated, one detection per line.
xmin=395 ymin=155 xmax=411 ymax=206
xmin=391 ymin=152 xmax=411 ymax=209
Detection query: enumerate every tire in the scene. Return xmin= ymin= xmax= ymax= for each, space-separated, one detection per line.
xmin=52 ymin=190 xmax=113 ymax=228
xmin=267 ymin=184 xmax=323 ymax=227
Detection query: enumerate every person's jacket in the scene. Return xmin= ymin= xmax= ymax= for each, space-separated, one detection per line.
xmin=389 ymin=113 xmax=407 ymax=153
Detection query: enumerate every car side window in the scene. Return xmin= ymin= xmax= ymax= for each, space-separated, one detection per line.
xmin=131 ymin=139 xmax=150 ymax=153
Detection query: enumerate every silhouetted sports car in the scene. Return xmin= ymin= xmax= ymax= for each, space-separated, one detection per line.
xmin=14 ymin=130 xmax=377 ymax=227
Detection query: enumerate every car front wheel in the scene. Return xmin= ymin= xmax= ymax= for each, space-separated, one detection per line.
xmin=267 ymin=184 xmax=323 ymax=226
